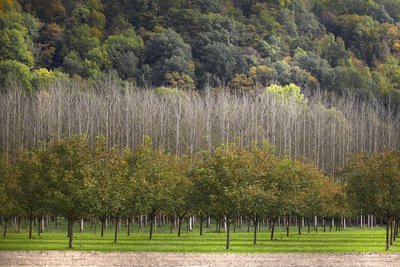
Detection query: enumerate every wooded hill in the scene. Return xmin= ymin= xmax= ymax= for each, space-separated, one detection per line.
xmin=0 ymin=0 xmax=400 ymax=103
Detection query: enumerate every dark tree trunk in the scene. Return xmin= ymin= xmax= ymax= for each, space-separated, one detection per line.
xmin=37 ymin=216 xmax=41 ymax=236
xmin=114 ymin=217 xmax=119 ymax=243
xmin=200 ymin=217 xmax=203 ymax=236
xmin=253 ymin=215 xmax=258 ymax=245
xmin=69 ymin=218 xmax=74 ymax=249
xmin=392 ymin=220 xmax=396 ymax=242
xmin=298 ymin=217 xmax=301 ymax=235
xmin=178 ymin=217 xmax=182 ymax=237
xmin=67 ymin=219 xmax=70 ymax=238
xmin=323 ymin=218 xmax=326 ymax=232
xmin=127 ymin=219 xmax=131 ymax=236
xmin=101 ymin=219 xmax=104 ymax=237
xmin=3 ymin=217 xmax=7 ymax=237
xmin=29 ymin=216 xmax=33 ymax=239
xmin=390 ymin=219 xmax=393 ymax=246
xmin=226 ymin=221 xmax=230 ymax=250
xmin=307 ymin=217 xmax=310 ymax=233
xmin=386 ymin=216 xmax=390 ymax=251
xmin=270 ymin=219 xmax=275 ymax=240
xmin=17 ymin=216 xmax=21 ymax=233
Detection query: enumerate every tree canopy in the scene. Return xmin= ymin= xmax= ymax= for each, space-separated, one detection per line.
xmin=0 ymin=0 xmax=398 ymax=103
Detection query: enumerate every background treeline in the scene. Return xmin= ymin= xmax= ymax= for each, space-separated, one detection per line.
xmin=0 ymin=81 xmax=399 ymax=175
xmin=1 ymin=135 xmax=399 ymax=250
xmin=1 ymin=0 xmax=400 ymax=103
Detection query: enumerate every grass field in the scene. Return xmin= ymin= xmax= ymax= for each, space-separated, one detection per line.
xmin=0 ymin=221 xmax=398 ymax=253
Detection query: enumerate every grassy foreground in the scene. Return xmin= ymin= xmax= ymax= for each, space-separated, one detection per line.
xmin=0 ymin=222 xmax=398 ymax=253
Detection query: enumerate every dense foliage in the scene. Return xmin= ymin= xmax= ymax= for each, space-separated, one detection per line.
xmin=342 ymin=149 xmax=400 ymax=250
xmin=0 ymin=0 xmax=400 ymax=103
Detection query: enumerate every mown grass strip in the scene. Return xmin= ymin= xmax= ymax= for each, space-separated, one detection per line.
xmin=0 ymin=223 xmax=398 ymax=253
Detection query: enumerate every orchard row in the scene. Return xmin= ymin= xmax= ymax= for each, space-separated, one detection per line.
xmin=1 ymin=135 xmax=399 ymax=249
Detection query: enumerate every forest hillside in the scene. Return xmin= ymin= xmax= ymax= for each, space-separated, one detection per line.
xmin=0 ymin=0 xmax=400 ymax=103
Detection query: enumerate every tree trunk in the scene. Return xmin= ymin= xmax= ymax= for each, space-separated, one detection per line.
xmin=390 ymin=219 xmax=393 ymax=246
xmin=149 ymin=214 xmax=154 ymax=240
xmin=270 ymin=219 xmax=275 ymax=240
xmin=386 ymin=216 xmax=390 ymax=251
xmin=200 ymin=217 xmax=203 ymax=236
xmin=226 ymin=221 xmax=230 ymax=250
xmin=67 ymin=219 xmax=70 ymax=238
xmin=17 ymin=216 xmax=21 ymax=233
xmin=178 ymin=217 xmax=182 ymax=237
xmin=41 ymin=217 xmax=45 ymax=233
xmin=101 ymin=219 xmax=104 ymax=237
xmin=69 ymin=218 xmax=74 ymax=249
xmin=253 ymin=216 xmax=258 ymax=245
xmin=114 ymin=217 xmax=119 ymax=243
xmin=3 ymin=217 xmax=7 ymax=237
xmin=393 ymin=220 xmax=397 ymax=241
xmin=80 ymin=218 xmax=84 ymax=232
xmin=29 ymin=216 xmax=33 ymax=239
xmin=37 ymin=216 xmax=41 ymax=236
xmin=298 ymin=217 xmax=301 ymax=235
xmin=286 ymin=217 xmax=290 ymax=237
xmin=127 ymin=219 xmax=131 ymax=236
xmin=314 ymin=216 xmax=317 ymax=232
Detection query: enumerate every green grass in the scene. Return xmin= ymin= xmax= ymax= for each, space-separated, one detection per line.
xmin=0 ymin=221 xmax=398 ymax=253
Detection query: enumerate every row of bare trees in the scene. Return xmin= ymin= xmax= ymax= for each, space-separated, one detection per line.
xmin=0 ymin=81 xmax=399 ymax=175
